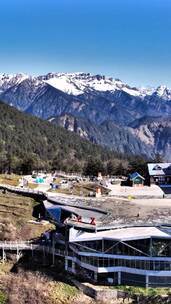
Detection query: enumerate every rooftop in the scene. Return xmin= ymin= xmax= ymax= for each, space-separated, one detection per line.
xmin=47 ymin=192 xmax=171 ymax=228
xmin=44 ymin=200 xmax=106 ymax=227
xmin=129 ymin=172 xmax=145 ymax=181
xmin=69 ymin=226 xmax=171 ymax=242
xmin=148 ymin=163 xmax=171 ymax=176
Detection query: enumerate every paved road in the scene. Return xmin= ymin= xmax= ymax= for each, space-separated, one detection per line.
xmin=36 ymin=183 xmax=50 ymax=192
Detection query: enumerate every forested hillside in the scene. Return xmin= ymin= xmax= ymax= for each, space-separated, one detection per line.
xmin=0 ymin=101 xmax=125 ymax=174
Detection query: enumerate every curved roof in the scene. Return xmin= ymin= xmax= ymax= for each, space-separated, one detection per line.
xmin=43 ymin=200 xmax=106 ymax=223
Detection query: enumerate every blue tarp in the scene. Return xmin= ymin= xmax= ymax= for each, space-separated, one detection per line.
xmin=35 ymin=177 xmax=44 ymax=183
xmin=47 ymin=207 xmax=61 ymax=222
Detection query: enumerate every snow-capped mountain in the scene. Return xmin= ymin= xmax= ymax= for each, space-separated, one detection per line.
xmin=0 ymin=73 xmax=28 ymax=92
xmin=0 ymin=71 xmax=171 ymax=159
xmin=43 ymin=72 xmax=154 ymax=97
xmin=1 ymin=72 xmax=170 ymax=122
xmin=154 ymin=85 xmax=171 ymax=100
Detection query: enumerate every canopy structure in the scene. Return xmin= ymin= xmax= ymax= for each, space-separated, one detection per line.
xmin=43 ymin=201 xmax=105 ymax=226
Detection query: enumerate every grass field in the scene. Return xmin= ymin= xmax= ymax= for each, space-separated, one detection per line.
xmin=0 ymin=173 xmax=39 ymax=191
xmin=27 ymin=183 xmax=38 ymax=190
xmin=0 ymin=291 xmax=6 ymax=304
xmin=115 ymin=285 xmax=171 ymax=296
xmin=0 ymin=174 xmax=20 ymax=187
xmin=52 ymin=183 xmax=91 ymax=196
xmin=50 ymin=182 xmax=109 ymax=197
xmin=0 ymin=192 xmax=53 ymax=241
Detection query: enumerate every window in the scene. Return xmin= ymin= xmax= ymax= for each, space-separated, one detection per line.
xmin=153 ymin=165 xmax=162 ymax=170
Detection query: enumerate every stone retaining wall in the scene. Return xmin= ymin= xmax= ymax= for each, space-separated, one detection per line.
xmin=71 ymin=279 xmax=171 ymax=304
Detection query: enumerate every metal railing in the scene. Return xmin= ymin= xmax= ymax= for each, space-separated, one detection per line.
xmin=0 ymin=240 xmax=36 ymax=250
xmin=0 ymin=240 xmax=66 ymax=257
xmin=0 ymin=184 xmax=45 ymax=196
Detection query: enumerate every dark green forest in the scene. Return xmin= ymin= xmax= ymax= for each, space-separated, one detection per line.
xmin=0 ymin=101 xmax=156 ymax=176
xmin=0 ymin=101 xmax=123 ymax=174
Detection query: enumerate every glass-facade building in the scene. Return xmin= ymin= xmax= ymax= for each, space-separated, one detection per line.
xmin=64 ymin=226 xmax=171 ymax=287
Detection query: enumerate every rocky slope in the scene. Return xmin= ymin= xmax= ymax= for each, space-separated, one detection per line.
xmin=129 ymin=116 xmax=171 ymax=161
xmin=50 ymin=114 xmax=153 ymax=157
xmin=50 ymin=114 xmax=171 ymax=160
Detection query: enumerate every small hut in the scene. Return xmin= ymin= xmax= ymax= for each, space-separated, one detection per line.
xmin=129 ymin=172 xmax=145 ymax=187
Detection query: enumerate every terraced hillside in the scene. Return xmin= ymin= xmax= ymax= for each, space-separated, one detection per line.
xmin=0 ymin=192 xmax=51 ymax=241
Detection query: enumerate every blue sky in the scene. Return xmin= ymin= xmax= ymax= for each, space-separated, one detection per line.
xmin=0 ymin=0 xmax=171 ymax=87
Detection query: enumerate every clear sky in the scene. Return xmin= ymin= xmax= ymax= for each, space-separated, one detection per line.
xmin=0 ymin=0 xmax=171 ymax=87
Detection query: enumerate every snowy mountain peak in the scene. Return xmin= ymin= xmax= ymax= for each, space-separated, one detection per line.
xmin=154 ymin=85 xmax=171 ymax=100
xmin=0 ymin=71 xmax=171 ymax=100
xmin=0 ymin=73 xmax=28 ymax=81
xmin=45 ymin=75 xmax=85 ymax=95
xmin=156 ymin=85 xmax=168 ymax=94
xmin=0 ymin=73 xmax=29 ymax=91
xmin=44 ymin=72 xmax=146 ymax=96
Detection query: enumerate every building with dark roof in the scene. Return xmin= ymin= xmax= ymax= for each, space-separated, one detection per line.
xmin=121 ymin=172 xmax=145 ymax=187
xmin=147 ymin=163 xmax=171 ymax=186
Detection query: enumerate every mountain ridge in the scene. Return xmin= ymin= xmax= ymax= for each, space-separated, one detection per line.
xmin=0 ymin=72 xmax=170 ymax=160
